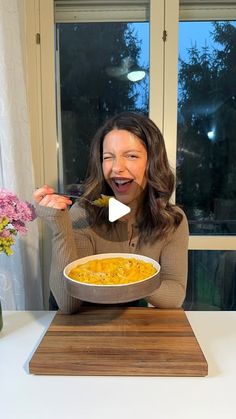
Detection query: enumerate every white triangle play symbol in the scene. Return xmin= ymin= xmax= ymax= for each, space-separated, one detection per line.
xmin=108 ymin=197 xmax=131 ymax=222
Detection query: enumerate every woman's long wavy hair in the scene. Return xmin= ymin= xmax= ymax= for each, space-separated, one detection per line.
xmin=82 ymin=111 xmax=183 ymax=243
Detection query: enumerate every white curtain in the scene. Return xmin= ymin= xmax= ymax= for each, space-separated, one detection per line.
xmin=0 ymin=0 xmax=43 ymax=310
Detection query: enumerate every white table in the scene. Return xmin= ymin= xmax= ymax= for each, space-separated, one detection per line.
xmin=1 ymin=311 xmax=236 ymax=419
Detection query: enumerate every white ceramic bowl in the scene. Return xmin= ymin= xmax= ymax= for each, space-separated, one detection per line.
xmin=63 ymin=253 xmax=161 ymax=304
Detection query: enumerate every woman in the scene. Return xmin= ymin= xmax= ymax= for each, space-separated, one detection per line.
xmin=34 ymin=112 xmax=189 ymax=313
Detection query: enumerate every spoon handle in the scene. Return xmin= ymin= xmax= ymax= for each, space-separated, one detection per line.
xmin=54 ymin=192 xmax=93 ymax=204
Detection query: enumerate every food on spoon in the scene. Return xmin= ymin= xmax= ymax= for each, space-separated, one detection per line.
xmin=92 ymin=194 xmax=111 ymax=207
xmin=68 ymin=257 xmax=157 ymax=285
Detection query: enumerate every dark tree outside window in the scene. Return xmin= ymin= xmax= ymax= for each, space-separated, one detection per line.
xmin=177 ymin=22 xmax=236 ymax=235
xmin=57 ymin=22 xmax=149 ymax=190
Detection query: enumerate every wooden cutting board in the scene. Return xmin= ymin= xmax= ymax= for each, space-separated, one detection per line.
xmin=29 ymin=307 xmax=208 ymax=376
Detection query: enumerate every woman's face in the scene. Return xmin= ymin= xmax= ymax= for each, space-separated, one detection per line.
xmin=102 ymin=129 xmax=148 ymax=205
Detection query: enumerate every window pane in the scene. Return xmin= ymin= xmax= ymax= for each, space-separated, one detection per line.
xmin=183 ymin=250 xmax=236 ymax=310
xmin=56 ymin=21 xmax=149 ymax=191
xmin=177 ymin=21 xmax=236 ymax=235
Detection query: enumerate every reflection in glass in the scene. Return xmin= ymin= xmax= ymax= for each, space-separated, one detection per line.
xmin=183 ymin=250 xmax=236 ymax=310
xmin=177 ymin=22 xmax=236 ymax=235
xmin=56 ymin=22 xmax=149 ymax=191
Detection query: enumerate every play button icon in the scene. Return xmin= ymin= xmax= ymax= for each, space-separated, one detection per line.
xmin=71 ymin=179 xmax=142 ymax=241
xmin=108 ymin=197 xmax=131 ymax=222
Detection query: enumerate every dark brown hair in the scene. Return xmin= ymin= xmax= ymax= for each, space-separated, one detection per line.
xmin=82 ymin=111 xmax=183 ymax=243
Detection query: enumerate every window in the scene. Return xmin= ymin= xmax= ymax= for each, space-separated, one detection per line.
xmin=29 ymin=0 xmax=236 ymax=309
xmin=177 ymin=20 xmax=236 ymax=236
xmin=178 ymin=1 xmax=236 ymax=310
xmin=184 ymin=250 xmax=236 ymax=310
xmin=179 ymin=0 xmax=236 ymax=256
xmin=56 ymin=21 xmax=149 ymax=190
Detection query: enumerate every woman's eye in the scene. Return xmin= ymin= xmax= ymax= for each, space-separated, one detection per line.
xmin=127 ymin=154 xmax=138 ymax=159
xmin=103 ymin=156 xmax=113 ymax=161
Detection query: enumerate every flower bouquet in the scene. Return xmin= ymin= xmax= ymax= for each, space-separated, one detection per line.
xmin=0 ymin=188 xmax=36 ymax=330
xmin=0 ymin=188 xmax=36 ymax=256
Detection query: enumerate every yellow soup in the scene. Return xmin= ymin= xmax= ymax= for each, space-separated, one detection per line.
xmin=68 ymin=257 xmax=157 ymax=285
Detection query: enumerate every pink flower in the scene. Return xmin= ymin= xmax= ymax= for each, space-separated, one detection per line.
xmin=0 ymin=189 xmax=37 ymax=255
xmin=0 ymin=189 xmax=36 ymax=224
xmin=0 ymin=229 xmax=11 ymax=237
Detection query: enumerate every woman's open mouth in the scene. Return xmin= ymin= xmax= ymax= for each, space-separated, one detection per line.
xmin=111 ymin=178 xmax=134 ymax=193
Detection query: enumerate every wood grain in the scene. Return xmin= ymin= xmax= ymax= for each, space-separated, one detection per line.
xmin=29 ymin=307 xmax=208 ymax=376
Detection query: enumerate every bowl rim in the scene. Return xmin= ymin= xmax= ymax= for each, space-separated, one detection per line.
xmin=63 ymin=252 xmax=161 ymax=288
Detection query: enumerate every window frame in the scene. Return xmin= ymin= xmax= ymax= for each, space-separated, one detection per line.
xmin=178 ymin=2 xmax=236 ymax=249
xmin=54 ymin=0 xmax=150 ymax=22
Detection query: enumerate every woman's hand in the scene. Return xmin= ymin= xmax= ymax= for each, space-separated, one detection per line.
xmin=33 ymin=185 xmax=72 ymax=210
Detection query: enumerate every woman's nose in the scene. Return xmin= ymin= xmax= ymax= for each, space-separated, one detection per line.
xmin=111 ymin=157 xmax=126 ymax=173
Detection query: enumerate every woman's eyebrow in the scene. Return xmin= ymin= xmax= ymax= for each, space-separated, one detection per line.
xmin=124 ymin=149 xmax=143 ymax=153
xmin=103 ymin=149 xmax=143 ymax=154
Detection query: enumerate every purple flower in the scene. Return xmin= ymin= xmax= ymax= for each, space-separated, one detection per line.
xmin=11 ymin=220 xmax=27 ymax=234
xmin=0 ymin=189 xmax=36 ymax=223
xmin=0 ymin=229 xmax=11 ymax=237
xmin=0 ymin=189 xmax=37 ymax=255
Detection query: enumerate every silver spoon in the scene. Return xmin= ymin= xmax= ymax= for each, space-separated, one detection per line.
xmin=54 ymin=192 xmax=110 ymax=207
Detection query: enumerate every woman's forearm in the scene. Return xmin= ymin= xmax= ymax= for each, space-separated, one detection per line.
xmin=146 ymin=211 xmax=189 ymax=308
xmin=146 ymin=279 xmax=186 ymax=308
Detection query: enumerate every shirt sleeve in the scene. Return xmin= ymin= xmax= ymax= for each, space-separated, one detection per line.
xmin=35 ymin=203 xmax=95 ymax=313
xmin=146 ymin=211 xmax=189 ymax=308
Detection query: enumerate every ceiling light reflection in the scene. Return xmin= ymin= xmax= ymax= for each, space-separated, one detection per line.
xmin=127 ymin=70 xmax=146 ymax=82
